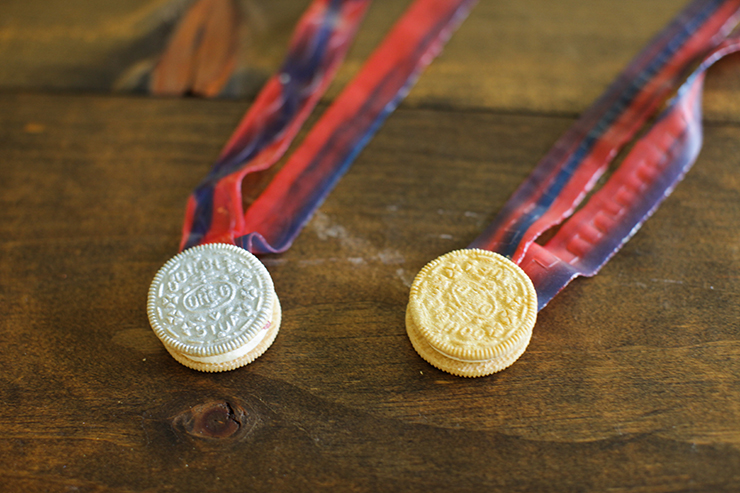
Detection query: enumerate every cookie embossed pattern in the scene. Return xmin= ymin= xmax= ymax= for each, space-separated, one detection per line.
xmin=406 ymin=249 xmax=537 ymax=377
xmin=147 ymin=243 xmax=281 ymax=372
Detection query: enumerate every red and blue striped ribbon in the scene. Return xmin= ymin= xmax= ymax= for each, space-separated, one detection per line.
xmin=523 ymin=34 xmax=740 ymax=309
xmin=181 ymin=0 xmax=477 ymax=253
xmin=181 ymin=0 xmax=739 ymax=313
xmin=469 ymin=0 xmax=740 ymax=309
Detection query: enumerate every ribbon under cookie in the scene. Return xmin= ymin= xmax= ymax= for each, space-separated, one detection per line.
xmin=470 ymin=0 xmax=740 ymax=309
xmin=181 ymin=0 xmax=477 ymax=254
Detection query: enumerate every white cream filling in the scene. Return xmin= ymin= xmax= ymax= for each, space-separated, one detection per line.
xmin=409 ymin=313 xmax=499 ymax=363
xmin=429 ymin=344 xmax=497 ymax=363
xmin=180 ymin=294 xmax=280 ymax=365
xmin=427 ymin=328 xmax=531 ymax=364
xmin=183 ymin=323 xmax=270 ymax=364
xmin=422 ymin=320 xmax=526 ymax=364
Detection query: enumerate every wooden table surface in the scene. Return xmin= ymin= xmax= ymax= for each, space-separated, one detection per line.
xmin=2 ymin=1 xmax=740 ymax=491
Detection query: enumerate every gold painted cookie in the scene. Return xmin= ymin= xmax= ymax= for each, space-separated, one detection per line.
xmin=147 ymin=243 xmax=281 ymax=372
xmin=406 ymin=248 xmax=537 ymax=377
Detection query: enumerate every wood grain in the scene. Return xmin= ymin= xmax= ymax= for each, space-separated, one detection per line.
xmin=1 ymin=89 xmax=739 ymax=491
xmin=1 ymin=0 xmax=740 ymax=491
xmin=5 ymin=0 xmax=740 ymax=118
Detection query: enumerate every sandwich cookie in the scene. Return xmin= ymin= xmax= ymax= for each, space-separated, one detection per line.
xmin=406 ymin=248 xmax=537 ymax=377
xmin=147 ymin=243 xmax=280 ymax=372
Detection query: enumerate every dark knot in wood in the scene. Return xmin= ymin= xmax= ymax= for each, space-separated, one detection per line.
xmin=172 ymin=401 xmax=246 ymax=440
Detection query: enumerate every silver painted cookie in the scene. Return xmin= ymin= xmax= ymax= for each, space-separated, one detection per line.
xmin=147 ymin=243 xmax=281 ymax=371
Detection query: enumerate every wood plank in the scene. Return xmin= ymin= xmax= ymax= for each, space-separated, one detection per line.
xmin=4 ymin=0 xmax=740 ymax=121
xmin=1 ymin=92 xmax=739 ymax=491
